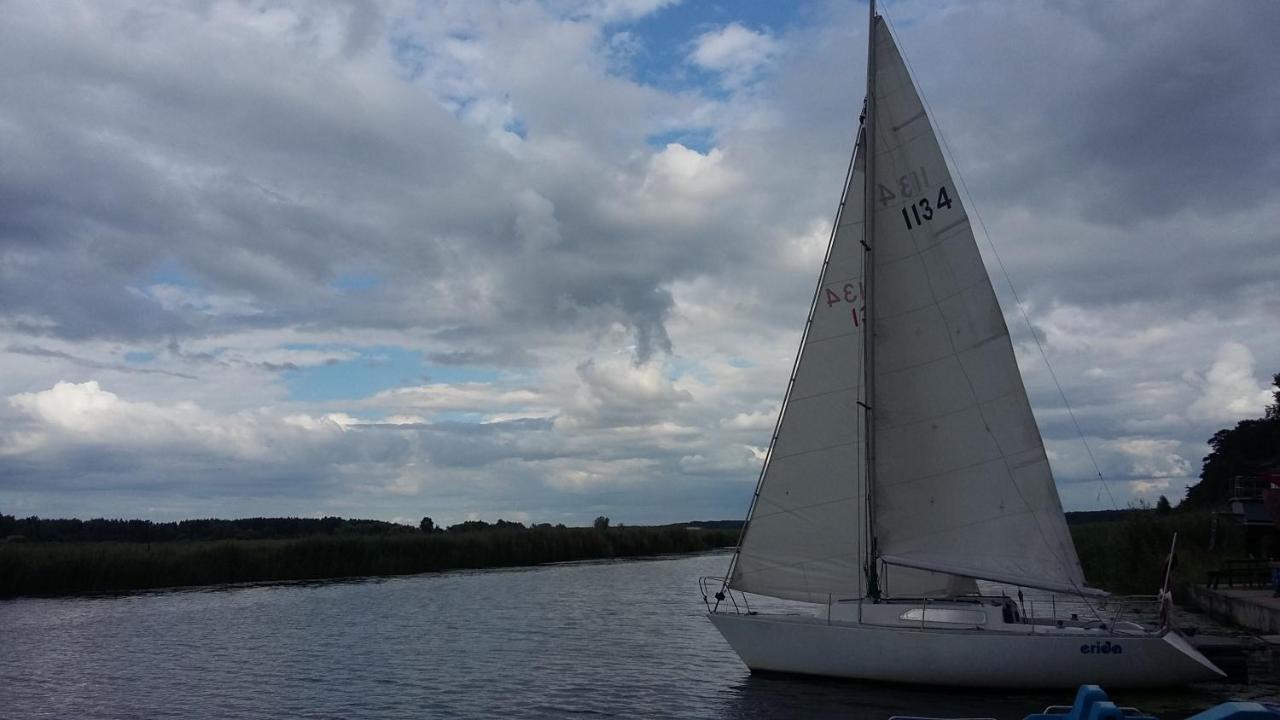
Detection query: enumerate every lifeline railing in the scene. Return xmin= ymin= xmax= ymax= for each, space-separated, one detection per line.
xmin=1010 ymin=592 xmax=1169 ymax=634
xmin=701 ymin=578 xmax=1172 ymax=636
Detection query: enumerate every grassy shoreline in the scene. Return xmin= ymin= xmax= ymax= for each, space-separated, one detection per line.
xmin=0 ymin=525 xmax=737 ymax=598
xmin=1071 ymin=510 xmax=1242 ymax=597
xmin=2 ymin=510 xmax=1244 ymax=599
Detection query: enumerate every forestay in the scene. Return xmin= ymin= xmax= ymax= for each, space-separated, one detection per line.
xmin=865 ymin=17 xmax=1088 ymax=595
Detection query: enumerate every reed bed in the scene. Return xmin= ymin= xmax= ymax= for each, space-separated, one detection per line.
xmin=0 ymin=525 xmax=736 ymax=597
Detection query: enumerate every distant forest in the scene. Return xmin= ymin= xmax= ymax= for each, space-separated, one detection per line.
xmin=0 ymin=503 xmax=1155 ymax=551
xmin=0 ymin=507 xmax=1240 ymax=598
xmin=1 ymin=515 xmax=416 ymax=543
xmin=0 ymin=508 xmax=1159 ymax=547
xmin=0 ymin=517 xmax=740 ymax=597
xmin=0 ymin=514 xmax=743 ymax=544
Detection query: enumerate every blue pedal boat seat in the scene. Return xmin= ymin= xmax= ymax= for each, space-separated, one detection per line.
xmin=1024 ymin=685 xmax=1157 ymax=720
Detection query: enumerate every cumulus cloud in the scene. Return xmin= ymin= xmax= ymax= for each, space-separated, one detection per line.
xmin=366 ymin=383 xmax=551 ymax=417
xmin=5 ymin=380 xmax=346 ymax=461
xmin=562 ymin=356 xmax=693 ymax=429
xmin=1 ymin=0 xmax=1278 ymax=524
xmin=552 ymin=0 xmax=678 ymax=24
xmin=688 ymin=23 xmax=780 ymax=88
xmin=1113 ymin=438 xmax=1193 ymax=481
xmin=1185 ymin=342 xmax=1273 ymax=423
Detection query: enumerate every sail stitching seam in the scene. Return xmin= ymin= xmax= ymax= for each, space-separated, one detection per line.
xmin=872 ymin=337 xmax=1006 ymax=381
xmin=752 ymin=493 xmax=866 ymax=518
xmin=736 ymin=551 xmax=862 ymax=575
xmin=871 ymin=276 xmax=993 ymax=324
xmin=770 ymin=438 xmax=863 ymax=462
xmin=876 ymin=448 xmax=1035 ymax=491
xmin=875 ymin=383 xmax=1021 ymax=423
xmin=802 ymin=330 xmax=860 ymax=346
xmin=891 ymin=110 xmax=927 ymax=131
xmin=788 ymin=384 xmax=862 ymax=402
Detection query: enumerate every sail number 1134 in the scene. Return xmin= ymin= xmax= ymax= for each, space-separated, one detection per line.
xmin=900 ymin=185 xmax=953 ymax=230
xmin=877 ymin=167 xmax=954 ymax=231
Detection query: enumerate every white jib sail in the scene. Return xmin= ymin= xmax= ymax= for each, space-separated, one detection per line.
xmin=865 ymin=17 xmax=1089 ymax=595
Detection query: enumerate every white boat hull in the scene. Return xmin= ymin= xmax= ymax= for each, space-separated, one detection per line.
xmin=709 ymin=612 xmax=1224 ymax=688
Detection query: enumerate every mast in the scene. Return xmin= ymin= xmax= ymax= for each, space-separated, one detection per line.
xmin=862 ymin=0 xmax=881 ymax=600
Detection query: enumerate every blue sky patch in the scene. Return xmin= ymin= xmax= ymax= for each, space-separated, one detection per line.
xmin=283 ymin=345 xmax=502 ymax=403
xmin=331 ymin=272 xmax=382 ymax=292
xmin=389 ymin=30 xmax=428 ymax=80
xmin=504 ymin=115 xmax=528 ymax=139
xmin=614 ymin=0 xmax=806 ymax=91
xmin=145 ymin=258 xmax=198 ymax=288
xmin=646 ymin=127 xmax=715 ymax=154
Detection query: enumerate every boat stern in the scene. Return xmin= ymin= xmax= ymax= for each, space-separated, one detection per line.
xmin=1163 ymin=629 xmax=1228 ymax=682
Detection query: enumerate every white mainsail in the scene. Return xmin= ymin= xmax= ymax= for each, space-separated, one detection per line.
xmin=728 ymin=131 xmax=870 ymax=604
xmin=729 ymin=15 xmax=1091 ymax=601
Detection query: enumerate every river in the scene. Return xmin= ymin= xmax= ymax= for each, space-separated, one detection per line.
xmin=3 ymin=551 xmax=1278 ymax=719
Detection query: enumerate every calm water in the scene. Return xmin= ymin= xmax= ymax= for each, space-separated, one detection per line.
xmin=2 ymin=551 xmax=1277 ymax=719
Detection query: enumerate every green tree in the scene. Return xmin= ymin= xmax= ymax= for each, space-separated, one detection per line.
xmin=1184 ymin=372 xmax=1280 ymax=507
xmin=593 ymin=516 xmax=610 ymax=530
xmin=1269 ymin=372 xmax=1280 ymax=421
xmin=1156 ymin=495 xmax=1172 ymax=515
xmin=419 ymin=516 xmax=435 ymax=533
xmin=447 ymin=520 xmax=491 ymax=533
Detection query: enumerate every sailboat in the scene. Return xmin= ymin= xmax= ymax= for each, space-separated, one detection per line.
xmin=706 ymin=2 xmax=1223 ymax=688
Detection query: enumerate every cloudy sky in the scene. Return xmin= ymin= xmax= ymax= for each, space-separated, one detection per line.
xmin=2 ymin=0 xmax=1277 ymax=528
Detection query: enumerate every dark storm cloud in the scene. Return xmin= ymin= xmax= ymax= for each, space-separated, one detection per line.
xmin=405 ymin=417 xmax=561 ymax=468
xmin=427 ymin=348 xmax=536 ymax=367
xmin=3 ymin=1 xmax=1273 ymax=353
xmin=897 ymin=1 xmax=1280 ymax=217
xmin=5 ymin=345 xmax=198 ymax=379
xmin=1061 ymin=4 xmax=1280 ymax=221
xmin=0 ymin=254 xmax=191 ymax=340
xmin=0 ymin=1 xmax=706 ymax=358
xmin=883 ymin=0 xmax=1280 ymax=310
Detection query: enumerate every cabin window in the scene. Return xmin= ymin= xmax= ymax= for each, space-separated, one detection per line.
xmin=898 ymin=608 xmax=987 ymax=625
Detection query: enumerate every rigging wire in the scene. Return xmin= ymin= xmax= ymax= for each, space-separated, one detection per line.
xmin=879 ymin=3 xmax=1120 ymax=512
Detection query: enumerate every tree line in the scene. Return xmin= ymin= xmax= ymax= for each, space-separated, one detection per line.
xmin=0 ymin=515 xmax=649 ymax=543
xmin=1183 ymin=372 xmax=1280 ymax=507
xmin=0 ymin=515 xmax=422 ymax=543
xmin=0 ymin=522 xmax=738 ymax=597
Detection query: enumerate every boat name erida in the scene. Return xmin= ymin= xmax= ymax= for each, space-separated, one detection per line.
xmin=1080 ymin=641 xmax=1124 ymax=655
